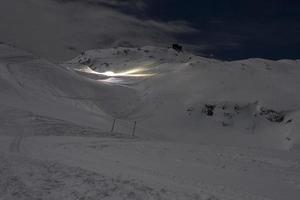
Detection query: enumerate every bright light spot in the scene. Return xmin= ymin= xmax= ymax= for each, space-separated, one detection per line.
xmin=75 ymin=66 xmax=155 ymax=78
xmin=102 ymin=71 xmax=115 ymax=76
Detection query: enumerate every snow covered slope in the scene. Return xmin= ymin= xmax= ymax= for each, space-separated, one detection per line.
xmin=1 ymin=44 xmax=300 ymax=200
xmin=0 ymin=44 xmax=142 ymax=135
xmin=1 ymin=43 xmax=300 ymax=149
xmin=64 ymin=46 xmax=300 ymax=150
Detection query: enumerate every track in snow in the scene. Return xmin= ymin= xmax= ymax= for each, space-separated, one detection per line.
xmin=9 ymin=135 xmax=23 ymax=153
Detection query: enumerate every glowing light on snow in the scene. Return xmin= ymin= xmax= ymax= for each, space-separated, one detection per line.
xmin=102 ymin=71 xmax=115 ymax=76
xmin=75 ymin=66 xmax=155 ymax=77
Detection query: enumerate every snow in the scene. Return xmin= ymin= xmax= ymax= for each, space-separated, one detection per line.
xmin=64 ymin=46 xmax=300 ymax=149
xmin=0 ymin=44 xmax=300 ymax=199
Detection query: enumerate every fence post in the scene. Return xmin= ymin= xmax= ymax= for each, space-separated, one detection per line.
xmin=111 ymin=118 xmax=116 ymax=133
xmin=132 ymin=121 xmax=137 ymax=137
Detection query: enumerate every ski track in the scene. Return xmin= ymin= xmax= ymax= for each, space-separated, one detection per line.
xmin=8 ymin=135 xmax=22 ymax=153
xmin=1 ymin=133 xmax=300 ymax=200
xmin=0 ymin=154 xmax=204 ymax=200
xmin=1 ymin=136 xmax=214 ymax=200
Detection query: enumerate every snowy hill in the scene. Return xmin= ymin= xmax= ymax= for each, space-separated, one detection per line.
xmin=0 ymin=44 xmax=143 ymax=135
xmin=1 ymin=44 xmax=300 ymax=149
xmin=1 ymin=44 xmax=300 ymax=200
xmin=63 ymin=46 xmax=300 ymax=150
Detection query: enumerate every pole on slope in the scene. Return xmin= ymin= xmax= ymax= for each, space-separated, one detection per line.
xmin=111 ymin=118 xmax=116 ymax=133
xmin=132 ymin=121 xmax=137 ymax=137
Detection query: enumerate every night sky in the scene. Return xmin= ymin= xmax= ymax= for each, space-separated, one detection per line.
xmin=106 ymin=0 xmax=300 ymax=60
xmin=2 ymin=0 xmax=300 ymax=60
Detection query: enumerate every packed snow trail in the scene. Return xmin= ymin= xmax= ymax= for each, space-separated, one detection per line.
xmin=1 ymin=134 xmax=300 ymax=200
xmin=0 ymin=153 xmax=203 ymax=200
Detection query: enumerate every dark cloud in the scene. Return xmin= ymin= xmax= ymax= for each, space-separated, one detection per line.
xmin=47 ymin=0 xmax=300 ymax=59
xmin=52 ymin=0 xmax=147 ymax=12
xmin=1 ymin=0 xmax=299 ymax=60
xmin=77 ymin=0 xmax=300 ymax=60
xmin=0 ymin=0 xmax=198 ymax=61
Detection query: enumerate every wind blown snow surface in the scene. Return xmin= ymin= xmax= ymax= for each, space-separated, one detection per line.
xmin=0 ymin=43 xmax=300 ymax=200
